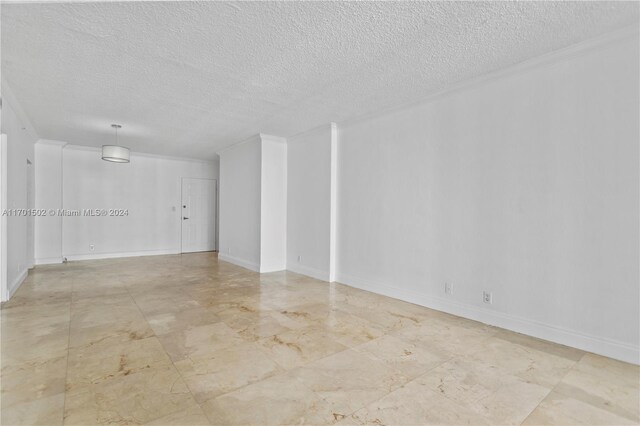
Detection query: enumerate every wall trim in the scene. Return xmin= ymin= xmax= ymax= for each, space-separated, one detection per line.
xmin=260 ymin=264 xmax=286 ymax=273
xmin=36 ymin=139 xmax=68 ymax=147
xmin=336 ymin=272 xmax=640 ymax=365
xmin=287 ymin=263 xmax=330 ymax=282
xmin=218 ymin=253 xmax=260 ymax=272
xmin=216 ymin=134 xmax=262 ymax=155
xmin=287 ymin=123 xmax=334 ymax=142
xmin=61 ymin=143 xmax=216 ymax=165
xmin=64 ymin=249 xmax=180 ymax=262
xmin=259 ymin=133 xmax=287 ymax=144
xmin=7 ymin=268 xmax=28 ymax=300
xmin=35 ymin=257 xmax=63 ymax=265
xmin=341 ymin=25 xmax=640 ymax=128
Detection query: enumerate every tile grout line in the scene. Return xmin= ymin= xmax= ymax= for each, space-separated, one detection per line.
xmin=338 ymin=352 xmax=457 ymax=423
xmin=180 ymin=305 xmax=397 ymax=422
xmin=518 ymin=351 xmax=587 ymax=426
xmin=256 ymin=315 xmax=458 ymax=423
xmin=60 ymin=275 xmax=74 ymax=426
xmin=359 ymin=325 xmax=549 ymax=425
xmin=124 ymin=282 xmax=215 ymax=426
xmin=197 ymin=298 xmax=465 ymax=421
xmin=10 ymin=254 xmax=632 ymax=426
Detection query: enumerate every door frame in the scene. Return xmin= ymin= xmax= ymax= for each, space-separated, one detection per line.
xmin=180 ymin=177 xmax=218 ymax=254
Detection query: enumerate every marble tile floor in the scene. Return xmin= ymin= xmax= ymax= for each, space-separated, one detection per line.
xmin=1 ymin=252 xmax=638 ymax=425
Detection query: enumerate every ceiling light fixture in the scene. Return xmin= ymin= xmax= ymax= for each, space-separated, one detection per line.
xmin=102 ymin=124 xmax=130 ymax=163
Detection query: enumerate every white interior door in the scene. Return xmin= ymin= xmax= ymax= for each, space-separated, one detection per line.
xmin=181 ymin=178 xmax=216 ymax=253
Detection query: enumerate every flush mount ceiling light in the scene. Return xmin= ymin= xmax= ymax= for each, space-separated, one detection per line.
xmin=102 ymin=124 xmax=130 ymax=163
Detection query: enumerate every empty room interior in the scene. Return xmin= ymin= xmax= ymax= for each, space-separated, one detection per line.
xmin=1 ymin=1 xmax=639 ymax=425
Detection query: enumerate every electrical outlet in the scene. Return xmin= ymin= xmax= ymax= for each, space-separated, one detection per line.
xmin=483 ymin=291 xmax=492 ymax=304
xmin=89 ymin=244 xmax=95 ymax=251
xmin=444 ymin=282 xmax=453 ymax=295
xmin=227 ymin=247 xmax=231 ymax=254
xmin=297 ymin=255 xmax=302 ymax=262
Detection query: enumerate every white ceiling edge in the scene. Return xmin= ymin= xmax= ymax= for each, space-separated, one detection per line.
xmin=339 ymin=24 xmax=640 ymax=129
xmin=0 ymin=77 xmax=39 ymax=140
xmin=216 ymin=132 xmax=288 ymax=156
xmin=36 ymin=138 xmax=67 ymax=146
xmin=51 ymin=141 xmax=218 ymax=165
xmin=215 ymin=23 xmax=639 ymax=156
xmin=0 ymin=0 xmax=187 ymax=3
xmin=5 ymin=7 xmax=638 ymax=161
xmin=287 ymin=122 xmax=337 ymax=144
xmin=260 ymin=134 xmax=287 ymax=144
xmin=216 ymin=133 xmax=262 ymax=156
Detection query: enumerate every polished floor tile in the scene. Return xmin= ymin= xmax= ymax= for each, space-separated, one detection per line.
xmin=201 ymin=371 xmax=336 ymax=425
xmin=341 ymin=379 xmax=491 ymax=426
xmin=66 ymin=336 xmax=172 ymax=390
xmin=553 ymin=353 xmax=640 ymax=422
xmin=292 ymin=349 xmax=409 ymax=416
xmin=157 ymin=321 xmax=246 ymax=362
xmin=522 ymin=391 xmax=638 ymax=426
xmin=416 ymin=356 xmax=550 ymax=424
xmin=1 ymin=252 xmax=638 ymax=425
xmin=63 ymin=364 xmax=196 ymax=425
xmin=256 ymin=327 xmax=349 ymax=370
xmin=174 ymin=341 xmax=283 ymax=403
xmin=1 ymin=393 xmax=66 ymax=426
xmin=352 ymin=334 xmax=451 ymax=380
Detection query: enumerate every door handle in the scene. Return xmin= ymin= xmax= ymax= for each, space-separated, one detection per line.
xmin=183 ymin=217 xmax=189 ymax=220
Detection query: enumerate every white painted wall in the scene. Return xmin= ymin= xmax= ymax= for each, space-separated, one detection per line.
xmin=218 ymin=134 xmax=288 ymax=273
xmin=286 ymin=124 xmax=336 ymax=281
xmin=0 ymin=96 xmax=37 ymax=300
xmin=260 ymin=135 xmax=287 ymax=273
xmin=335 ymin=33 xmax=639 ymax=363
xmin=34 ymin=141 xmax=65 ymax=264
xmin=34 ymin=143 xmax=217 ymax=262
xmin=218 ymin=136 xmax=262 ymax=271
xmin=0 ymin=135 xmax=7 ymax=301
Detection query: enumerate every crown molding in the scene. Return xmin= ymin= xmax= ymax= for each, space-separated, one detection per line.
xmin=216 ymin=134 xmax=262 ymax=155
xmin=59 ymin=143 xmax=216 ymax=165
xmin=128 ymin=150 xmax=217 ymax=165
xmin=341 ymin=24 xmax=640 ymax=128
xmin=259 ymin=133 xmax=287 ymax=144
xmin=36 ymin=139 xmax=67 ymax=147
xmin=287 ymin=122 xmax=337 ymax=143
xmin=216 ymin=132 xmax=289 ymax=155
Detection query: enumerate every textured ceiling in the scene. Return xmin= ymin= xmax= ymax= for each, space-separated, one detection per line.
xmin=2 ymin=1 xmax=638 ymax=159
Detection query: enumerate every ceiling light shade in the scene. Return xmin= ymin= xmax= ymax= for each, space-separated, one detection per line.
xmin=101 ymin=145 xmax=130 ymax=163
xmin=102 ymin=124 xmax=130 ymax=163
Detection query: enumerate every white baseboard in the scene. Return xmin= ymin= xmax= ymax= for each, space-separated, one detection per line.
xmin=35 ymin=257 xmax=63 ymax=265
xmin=336 ymin=272 xmax=640 ymax=365
xmin=260 ymin=264 xmax=286 ymax=273
xmin=218 ymin=253 xmax=260 ymax=272
xmin=65 ymin=249 xmax=179 ymax=262
xmin=287 ymin=263 xmax=330 ymax=282
xmin=5 ymin=268 xmax=28 ymax=301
